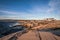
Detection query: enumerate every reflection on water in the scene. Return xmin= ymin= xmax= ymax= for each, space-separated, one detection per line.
xmin=39 ymin=28 xmax=60 ymax=36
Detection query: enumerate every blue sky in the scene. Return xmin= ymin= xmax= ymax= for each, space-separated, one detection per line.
xmin=0 ymin=0 xmax=60 ymax=20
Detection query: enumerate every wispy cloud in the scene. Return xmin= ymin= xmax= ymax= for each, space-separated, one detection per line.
xmin=31 ymin=6 xmax=48 ymax=13
xmin=0 ymin=0 xmax=60 ymax=20
xmin=0 ymin=10 xmax=21 ymax=15
xmin=0 ymin=10 xmax=35 ymax=19
xmin=47 ymin=0 xmax=60 ymax=14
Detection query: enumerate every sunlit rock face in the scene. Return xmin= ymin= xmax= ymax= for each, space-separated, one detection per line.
xmin=17 ymin=20 xmax=60 ymax=30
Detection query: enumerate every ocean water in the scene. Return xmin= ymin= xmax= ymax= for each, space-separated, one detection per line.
xmin=0 ymin=22 xmax=26 ymax=38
